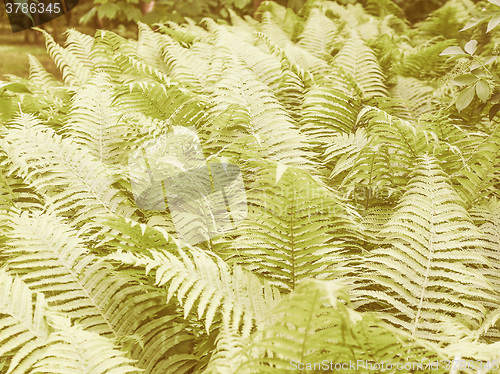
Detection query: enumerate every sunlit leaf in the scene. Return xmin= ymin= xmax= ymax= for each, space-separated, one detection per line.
xmin=440 ymin=46 xmax=466 ymax=56
xmin=460 ymin=15 xmax=490 ymax=31
xmin=475 ymin=80 xmax=491 ymax=102
xmin=456 ymin=85 xmax=476 ymax=112
xmin=487 ymin=14 xmax=500 ymax=32
xmin=465 ymin=40 xmax=478 ymax=55
xmin=452 ymin=74 xmax=477 ymax=86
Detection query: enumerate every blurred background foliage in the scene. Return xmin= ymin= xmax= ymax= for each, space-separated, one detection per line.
xmin=77 ymin=0 xmax=455 ymax=26
xmin=0 ymin=0 xmax=483 ymax=78
xmin=0 ymin=0 xmax=475 ymax=33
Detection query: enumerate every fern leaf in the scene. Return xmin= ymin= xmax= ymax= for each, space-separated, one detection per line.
xmin=107 ymin=248 xmax=281 ymax=333
xmin=0 ymin=113 xmax=136 ymax=229
xmin=27 ymin=55 xmax=59 ymax=89
xmin=38 ymin=29 xmax=91 ymax=86
xmin=335 ymin=31 xmax=388 ymax=98
xmin=65 ymin=72 xmax=131 ymax=165
xmin=225 ymin=279 xmax=445 ymax=373
xmin=0 ymin=269 xmax=51 ymax=374
xmin=297 ymin=8 xmax=338 ymax=57
xmin=3 ymin=211 xmax=200 ymax=374
xmin=33 ymin=325 xmax=140 ymax=374
xmin=353 ymin=155 xmax=495 ymax=340
xmin=207 ymin=56 xmax=310 ymax=166
xmin=389 ymin=76 xmax=436 ymax=118
xmin=231 ymin=165 xmax=357 ymax=292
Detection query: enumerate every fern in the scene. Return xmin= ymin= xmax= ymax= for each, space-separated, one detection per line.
xmin=1 ymin=0 xmax=500 ymax=371
xmin=65 ymin=72 xmax=132 ymax=165
xmin=389 ymin=76 xmax=436 ymax=118
xmin=297 ymin=8 xmax=338 ymax=57
xmin=352 ymin=155 xmax=496 ymax=340
xmin=2 ymin=211 xmax=201 ymax=374
xmin=229 ymin=164 xmax=358 ymax=292
xmin=0 ymin=269 xmax=52 ymax=373
xmin=334 ymin=31 xmax=388 ymax=98
xmin=37 ymin=28 xmax=92 ymax=86
xmin=222 ymin=279 xmax=447 ymax=373
xmin=0 ymin=268 xmax=141 ymax=374
xmin=108 ymin=247 xmax=281 ymax=332
xmin=393 ymin=39 xmax=455 ymax=78
xmin=0 ymin=114 xmax=136 ymax=230
xmin=32 ymin=324 xmax=140 ymax=374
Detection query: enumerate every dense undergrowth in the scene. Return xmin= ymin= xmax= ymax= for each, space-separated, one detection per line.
xmin=1 ymin=0 xmax=500 ymax=373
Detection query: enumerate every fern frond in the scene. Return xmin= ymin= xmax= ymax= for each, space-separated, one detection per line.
xmin=337 ymin=107 xmax=437 ymax=205
xmin=450 ymin=125 xmax=500 ymax=208
xmin=38 ymin=28 xmax=91 ymax=86
xmin=226 ymin=279 xmax=445 ymax=373
xmin=334 ymin=31 xmax=388 ymax=98
xmin=137 ymin=22 xmax=167 ymax=72
xmin=300 ymin=83 xmax=361 ymax=148
xmin=156 ymin=21 xmax=204 ymax=45
xmin=258 ymin=10 xmax=294 ymax=47
xmin=393 ymin=39 xmax=455 ymax=78
xmin=230 ymin=165 xmax=357 ymax=292
xmin=112 ymin=58 xmax=205 ymax=126
xmin=27 ymin=55 xmax=59 ymax=90
xmin=90 ymin=30 xmax=139 ymax=79
xmin=389 ymin=76 xmax=436 ymax=118
xmin=361 ymin=0 xmax=405 ymax=19
xmin=0 ymin=269 xmax=51 ymax=374
xmin=353 ymin=155 xmax=495 ymax=340
xmin=255 ymin=32 xmax=313 ymax=119
xmin=109 ymin=246 xmax=282 ymax=374
xmin=0 ymin=149 xmax=43 ymax=213
xmin=3 ymin=211 xmax=200 ymax=373
xmin=65 ymin=71 xmax=131 ymax=165
xmin=33 ymin=324 xmax=140 ymax=374
xmin=207 ymin=56 xmax=310 ymax=166
xmin=0 ymin=113 xmax=136 ymax=229
xmin=297 ymin=8 xmax=338 ymax=57
xmin=63 ymin=29 xmax=94 ymax=71
xmin=470 ymin=198 xmax=500 ymax=341
xmin=325 ymin=128 xmax=370 ymax=178
xmin=415 ymin=0 xmax=471 ymax=40
xmin=159 ymin=34 xmax=206 ymax=92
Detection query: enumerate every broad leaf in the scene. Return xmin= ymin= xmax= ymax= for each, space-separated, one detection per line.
xmin=464 ymin=40 xmax=478 ymax=55
xmin=456 ymin=85 xmax=476 ymax=112
xmin=475 ymin=80 xmax=491 ymax=102
xmin=440 ymin=46 xmax=466 ymax=56
xmin=452 ymin=74 xmax=477 ymax=86
xmin=488 ymin=14 xmax=500 ymax=32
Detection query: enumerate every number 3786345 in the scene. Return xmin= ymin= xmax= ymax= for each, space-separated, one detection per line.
xmin=5 ymin=2 xmax=62 ymax=14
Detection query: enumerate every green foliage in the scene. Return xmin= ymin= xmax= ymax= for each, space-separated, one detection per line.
xmin=1 ymin=0 xmax=500 ymax=373
xmin=221 ymin=279 xmax=447 ymax=373
xmin=353 ymin=155 xmax=494 ymax=340
xmin=80 ymin=0 xmax=256 ymax=26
